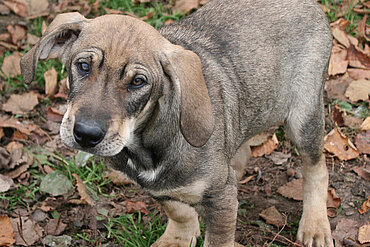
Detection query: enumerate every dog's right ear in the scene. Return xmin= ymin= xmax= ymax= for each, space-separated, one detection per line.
xmin=21 ymin=12 xmax=88 ymax=83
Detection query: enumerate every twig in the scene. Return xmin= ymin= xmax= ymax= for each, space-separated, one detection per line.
xmin=267 ymin=213 xmax=287 ymax=247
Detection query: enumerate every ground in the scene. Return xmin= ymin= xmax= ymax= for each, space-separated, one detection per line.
xmin=0 ymin=0 xmax=369 ymax=246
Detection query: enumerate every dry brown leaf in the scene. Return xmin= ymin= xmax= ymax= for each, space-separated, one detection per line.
xmin=239 ymin=175 xmax=255 ymax=184
xmin=327 ymin=188 xmax=341 ymax=218
xmin=357 ymin=14 xmax=369 ymax=42
xmin=6 ymin=141 xmax=23 ymax=153
xmin=0 ymin=4 xmax=11 ymax=14
xmin=360 ymin=117 xmax=370 ymax=130
xmin=0 ymin=116 xmax=46 ymax=137
xmin=41 ymin=21 xmax=47 ymax=35
xmin=10 ymin=217 xmax=43 ymax=246
xmin=3 ymin=0 xmax=28 ymax=17
xmin=355 ymin=130 xmax=370 ymax=154
xmin=0 ymin=215 xmax=16 ymax=246
xmin=126 ymin=200 xmax=149 ymax=214
xmin=105 ymin=170 xmax=131 ymax=186
xmin=358 ymin=196 xmax=370 ymax=214
xmin=103 ymin=7 xmax=123 ymax=14
xmin=331 ymin=104 xmax=344 ymax=126
xmin=332 ymin=26 xmax=351 ymax=48
xmin=347 ymin=68 xmax=370 ymax=80
xmin=2 ymin=91 xmax=39 ymax=115
xmin=45 ymin=218 xmax=67 ymax=236
xmin=71 ymin=174 xmax=93 ymax=206
xmin=0 ymin=174 xmax=14 ymax=193
xmin=344 ymin=79 xmax=370 ymax=102
xmin=358 ymin=223 xmax=370 ymax=244
xmin=332 ymin=218 xmax=359 ymax=247
xmin=7 ymin=24 xmax=26 ymax=45
xmin=344 ymin=115 xmax=363 ymax=129
xmin=277 ymin=179 xmax=303 ymax=201
xmin=44 ymin=67 xmax=58 ymax=97
xmin=27 ymin=0 xmax=49 ymax=17
xmin=251 ymin=133 xmax=278 ymax=157
xmin=328 ymin=45 xmax=348 ymax=76
xmin=353 ymin=166 xmax=370 ymax=181
xmin=1 ymin=52 xmax=22 ymax=78
xmin=26 ymin=33 xmax=39 ymax=45
xmin=172 ymin=0 xmax=199 ymax=14
xmin=324 ymin=128 xmax=359 ymax=160
xmin=347 ymin=45 xmax=370 ymax=69
xmin=325 ymin=74 xmax=351 ymax=100
xmin=0 ymin=33 xmax=10 ymax=42
xmin=259 ymin=206 xmax=285 ymax=227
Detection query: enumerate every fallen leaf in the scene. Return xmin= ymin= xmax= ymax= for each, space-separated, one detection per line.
xmin=347 ymin=45 xmax=370 ymax=69
xmin=0 ymin=4 xmax=11 ymax=14
xmin=239 ymin=175 xmax=255 ymax=184
xmin=45 ymin=218 xmax=67 ymax=236
xmin=358 ymin=223 xmax=370 ymax=244
xmin=41 ymin=21 xmax=47 ymax=35
xmin=44 ymin=67 xmax=58 ymax=97
xmin=40 ymin=172 xmax=73 ymax=196
xmin=332 ymin=26 xmax=351 ymax=48
xmin=164 ymin=19 xmax=176 ymax=25
xmin=347 ymin=68 xmax=370 ymax=80
xmin=259 ymin=206 xmax=285 ymax=227
xmin=0 ymin=174 xmax=14 ymax=193
xmin=45 ymin=107 xmax=64 ymax=123
xmin=360 ymin=117 xmax=370 ymax=130
xmin=277 ymin=179 xmax=303 ymax=201
xmin=343 ymin=115 xmax=363 ymax=129
xmin=71 ymin=174 xmax=93 ymax=206
xmin=3 ymin=0 xmax=28 ymax=17
xmin=355 ymin=131 xmax=370 ymax=154
xmin=251 ymin=133 xmax=278 ymax=157
xmin=358 ymin=196 xmax=370 ymax=214
xmin=332 ymin=218 xmax=359 ymax=247
xmin=331 ymin=105 xmax=344 ymax=126
xmin=26 ymin=33 xmax=39 ymax=45
xmin=0 ymin=215 xmax=16 ymax=246
xmin=7 ymin=24 xmax=26 ymax=45
xmin=0 ymin=116 xmax=46 ymax=137
xmin=324 ymin=128 xmax=359 ymax=161
xmin=10 ymin=217 xmax=43 ymax=246
xmin=103 ymin=7 xmax=123 ymax=14
xmin=266 ymin=151 xmax=291 ymax=165
xmin=344 ymin=79 xmax=370 ymax=102
xmin=327 ymin=188 xmax=341 ymax=217
xmin=126 ymin=200 xmax=149 ymax=214
xmin=172 ymin=0 xmax=199 ymax=14
xmin=1 ymin=52 xmax=22 ymax=78
xmin=352 ymin=166 xmax=370 ymax=181
xmin=2 ymin=91 xmax=39 ymax=115
xmin=328 ymin=45 xmax=348 ymax=76
xmin=27 ymin=0 xmax=49 ymax=17
xmin=105 ymin=170 xmax=131 ymax=186
xmin=325 ymin=74 xmax=351 ymax=100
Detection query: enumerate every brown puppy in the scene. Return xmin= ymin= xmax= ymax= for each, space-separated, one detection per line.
xmin=21 ymin=0 xmax=333 ymax=246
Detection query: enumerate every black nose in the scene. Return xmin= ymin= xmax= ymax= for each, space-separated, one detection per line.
xmin=73 ymin=120 xmax=106 ymax=148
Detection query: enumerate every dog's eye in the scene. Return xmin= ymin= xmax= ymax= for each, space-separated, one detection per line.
xmin=77 ymin=62 xmax=90 ymax=74
xmin=129 ymin=76 xmax=147 ymax=90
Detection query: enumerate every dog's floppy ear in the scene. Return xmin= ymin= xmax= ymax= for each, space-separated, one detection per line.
xmin=161 ymin=45 xmax=214 ymax=147
xmin=21 ymin=12 xmax=87 ymax=83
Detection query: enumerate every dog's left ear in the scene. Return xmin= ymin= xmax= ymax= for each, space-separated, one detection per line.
xmin=21 ymin=12 xmax=88 ymax=83
xmin=160 ymin=45 xmax=215 ymax=147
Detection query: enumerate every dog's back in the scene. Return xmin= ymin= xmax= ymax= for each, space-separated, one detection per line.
xmin=160 ymin=0 xmax=332 ymax=154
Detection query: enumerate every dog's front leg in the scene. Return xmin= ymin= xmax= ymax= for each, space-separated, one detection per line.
xmin=151 ymin=201 xmax=200 ymax=247
xmin=199 ymin=176 xmax=239 ymax=247
xmin=297 ymin=154 xmax=334 ymax=247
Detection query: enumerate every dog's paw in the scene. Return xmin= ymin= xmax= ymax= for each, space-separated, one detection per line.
xmin=297 ymin=213 xmax=334 ymax=247
xmin=151 ymin=234 xmax=197 ymax=247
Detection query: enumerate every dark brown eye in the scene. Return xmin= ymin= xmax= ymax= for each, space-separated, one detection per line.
xmin=129 ymin=76 xmax=147 ymax=90
xmin=77 ymin=62 xmax=90 ymax=73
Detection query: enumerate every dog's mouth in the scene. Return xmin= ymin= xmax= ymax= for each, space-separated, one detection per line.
xmin=60 ymin=109 xmax=135 ymax=157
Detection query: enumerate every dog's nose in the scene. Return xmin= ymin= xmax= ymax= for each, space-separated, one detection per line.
xmin=73 ymin=121 xmax=106 ymax=148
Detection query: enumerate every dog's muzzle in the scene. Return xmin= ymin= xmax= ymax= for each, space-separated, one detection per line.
xmin=73 ymin=120 xmax=107 ymax=148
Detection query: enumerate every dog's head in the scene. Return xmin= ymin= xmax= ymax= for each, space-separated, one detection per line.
xmin=21 ymin=12 xmax=214 ymax=156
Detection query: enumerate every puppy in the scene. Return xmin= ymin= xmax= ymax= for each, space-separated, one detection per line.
xmin=21 ymin=0 xmax=333 ymax=246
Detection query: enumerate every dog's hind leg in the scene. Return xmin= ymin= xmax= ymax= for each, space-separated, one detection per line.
xmin=285 ymin=67 xmax=334 ymax=247
xmin=151 ymin=201 xmax=200 ymax=247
